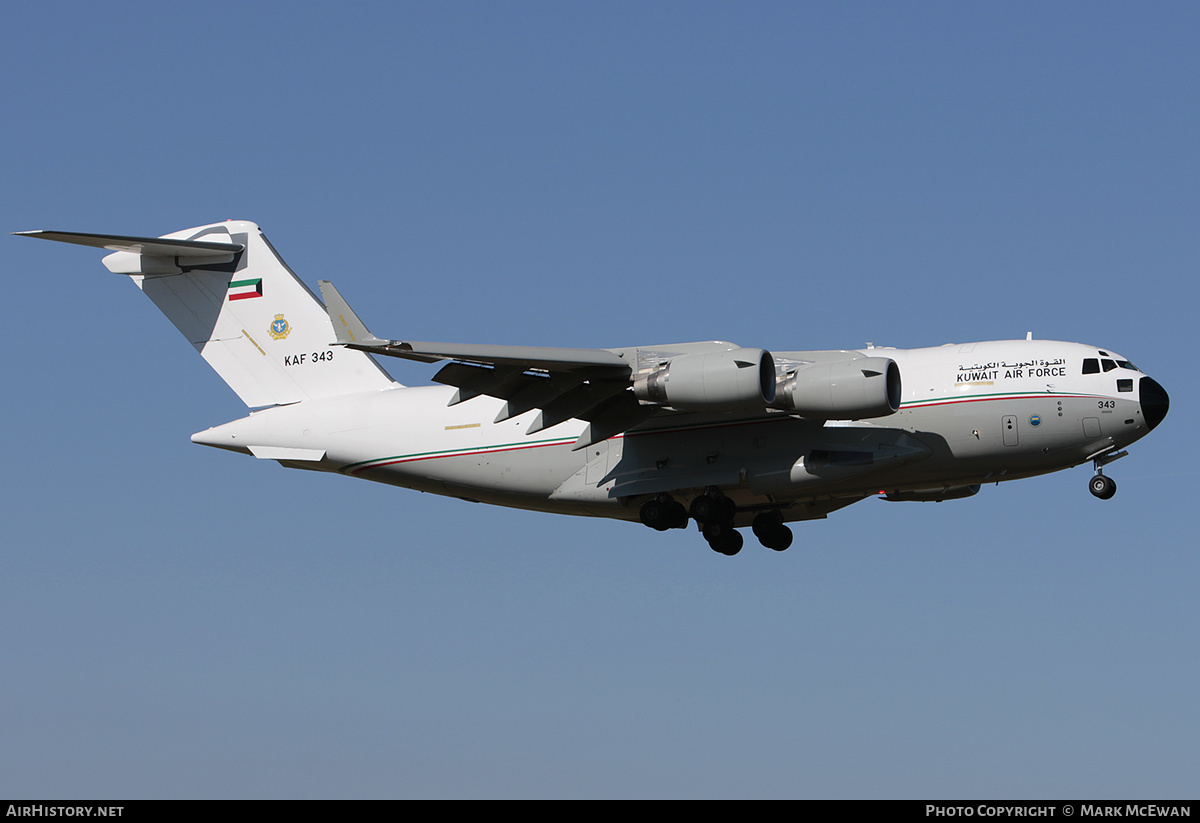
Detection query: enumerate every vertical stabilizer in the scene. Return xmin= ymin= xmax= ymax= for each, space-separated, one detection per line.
xmin=24 ymin=221 xmax=398 ymax=407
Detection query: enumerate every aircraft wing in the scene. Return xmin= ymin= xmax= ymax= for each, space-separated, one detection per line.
xmin=318 ymin=280 xmax=647 ymax=449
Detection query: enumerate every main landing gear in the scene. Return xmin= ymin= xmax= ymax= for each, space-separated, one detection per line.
xmin=701 ymin=520 xmax=743 ymax=556
xmin=751 ymin=510 xmax=794 ymax=552
xmin=638 ymin=494 xmax=689 ymax=531
xmin=638 ymin=491 xmax=793 ymax=556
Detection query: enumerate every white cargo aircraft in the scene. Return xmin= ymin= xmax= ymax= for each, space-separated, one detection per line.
xmin=18 ymin=220 xmax=1170 ymax=555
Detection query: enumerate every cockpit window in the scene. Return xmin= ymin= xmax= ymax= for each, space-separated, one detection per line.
xmin=1082 ymin=358 xmax=1100 ymax=374
xmin=1102 ymin=359 xmax=1117 ymax=372
xmin=1117 ymin=360 xmax=1139 ymax=371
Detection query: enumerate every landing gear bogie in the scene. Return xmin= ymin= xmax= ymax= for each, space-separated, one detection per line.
xmin=703 ymin=521 xmax=743 ymax=556
xmin=692 ymin=490 xmax=743 ymax=555
xmin=642 ymin=490 xmax=792 ymax=555
xmin=752 ymin=511 xmax=793 ymax=551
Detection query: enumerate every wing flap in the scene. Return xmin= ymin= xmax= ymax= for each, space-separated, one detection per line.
xmin=493 ymin=375 xmax=583 ymax=422
xmin=359 ymin=339 xmax=629 ymax=372
xmin=432 ymin=362 xmax=528 ymax=406
xmin=526 ymin=381 xmax=629 ymax=434
xmin=569 ymin=393 xmax=656 ymax=450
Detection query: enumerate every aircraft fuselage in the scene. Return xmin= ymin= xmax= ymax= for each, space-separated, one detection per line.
xmin=192 ymin=337 xmax=1167 ymax=527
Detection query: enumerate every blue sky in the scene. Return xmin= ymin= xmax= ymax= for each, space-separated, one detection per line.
xmin=3 ymin=2 xmax=1197 ymax=798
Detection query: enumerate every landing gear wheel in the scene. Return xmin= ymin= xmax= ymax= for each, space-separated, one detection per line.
xmin=764 ymin=527 xmax=793 ymax=552
xmin=704 ymin=523 xmax=743 ymax=556
xmin=752 ymin=511 xmax=793 ymax=551
xmin=639 ymin=495 xmax=690 ymax=530
xmin=639 ymin=498 xmax=672 ymax=531
xmin=690 ymin=492 xmax=736 ymax=525
xmin=1089 ymin=474 xmax=1117 ymax=500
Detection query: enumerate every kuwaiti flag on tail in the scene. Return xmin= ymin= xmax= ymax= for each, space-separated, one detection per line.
xmin=227 ymin=277 xmax=263 ymax=301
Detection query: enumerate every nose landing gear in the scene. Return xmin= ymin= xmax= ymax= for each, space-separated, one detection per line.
xmin=1088 ymin=449 xmax=1127 ymax=500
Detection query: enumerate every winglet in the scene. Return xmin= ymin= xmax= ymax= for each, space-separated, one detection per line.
xmin=318 ymin=280 xmax=388 ymax=346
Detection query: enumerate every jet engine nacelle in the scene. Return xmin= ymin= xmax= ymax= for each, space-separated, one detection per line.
xmin=633 ymin=347 xmax=776 ymax=410
xmin=775 ymin=357 xmax=901 ymax=419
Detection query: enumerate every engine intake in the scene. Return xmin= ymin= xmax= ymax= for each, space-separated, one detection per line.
xmin=633 ymin=348 xmax=776 ymax=410
xmin=775 ymin=357 xmax=901 ymax=419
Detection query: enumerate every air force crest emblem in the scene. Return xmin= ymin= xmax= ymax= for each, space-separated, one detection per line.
xmin=269 ymin=314 xmax=291 ymax=340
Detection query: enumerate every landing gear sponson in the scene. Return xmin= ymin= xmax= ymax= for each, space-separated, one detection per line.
xmin=639 ymin=490 xmax=793 ymax=555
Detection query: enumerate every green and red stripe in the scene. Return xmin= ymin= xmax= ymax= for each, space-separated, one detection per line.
xmin=900 ymin=390 xmax=1106 ymax=410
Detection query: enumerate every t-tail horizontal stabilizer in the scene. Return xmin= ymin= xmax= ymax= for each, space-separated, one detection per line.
xmin=15 ymin=230 xmax=244 ymax=275
xmin=14 ymin=229 xmax=244 ymax=256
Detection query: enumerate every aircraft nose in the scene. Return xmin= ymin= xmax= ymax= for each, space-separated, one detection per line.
xmin=1140 ymin=376 xmax=1169 ymax=431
